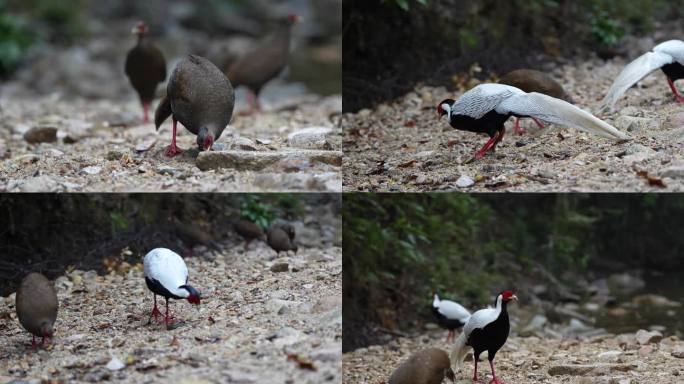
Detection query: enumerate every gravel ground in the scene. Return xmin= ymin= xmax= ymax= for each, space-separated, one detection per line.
xmin=342 ymin=328 xmax=684 ymax=384
xmin=0 ymin=241 xmax=342 ymax=383
xmin=0 ymin=84 xmax=342 ymax=192
xmin=342 ymin=57 xmax=684 ymax=192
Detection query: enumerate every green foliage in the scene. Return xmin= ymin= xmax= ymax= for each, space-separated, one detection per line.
xmin=240 ymin=196 xmax=276 ymax=230
xmin=590 ymin=10 xmax=625 ymax=46
xmin=382 ymin=0 xmax=428 ymax=11
xmin=0 ymin=11 xmax=33 ymax=75
xmin=109 ymin=212 xmax=129 ymax=234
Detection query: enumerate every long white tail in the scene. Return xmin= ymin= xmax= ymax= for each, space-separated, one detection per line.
xmin=450 ymin=332 xmax=468 ymax=369
xmin=597 ymin=50 xmax=673 ymax=113
xmin=500 ymin=92 xmax=630 ymax=140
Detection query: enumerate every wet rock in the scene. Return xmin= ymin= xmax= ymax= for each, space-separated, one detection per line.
xmin=635 ymin=329 xmax=663 ymax=345
xmin=548 ymin=364 xmax=631 ymax=376
xmin=196 ymin=150 xmax=342 ymax=171
xmin=24 ymin=126 xmax=58 ymax=144
xmin=455 ymin=175 xmax=475 ymax=188
xmin=287 ymin=127 xmax=334 ymax=150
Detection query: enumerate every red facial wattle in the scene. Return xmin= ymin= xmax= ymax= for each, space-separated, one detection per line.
xmin=203 ymin=136 xmax=214 ymax=151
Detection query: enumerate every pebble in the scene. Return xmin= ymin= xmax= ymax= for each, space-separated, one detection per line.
xmin=270 ymin=262 xmax=289 ymax=272
xmin=24 ymin=126 xmax=58 ymax=143
xmin=105 ymin=357 xmax=125 ymax=371
xmin=455 ymin=175 xmax=475 ymax=188
xmin=287 ymin=127 xmax=334 ymax=150
xmin=635 ymin=329 xmax=663 ymax=345
xmin=81 ymin=166 xmax=102 ymax=175
xmin=672 ymin=346 xmax=684 ymax=358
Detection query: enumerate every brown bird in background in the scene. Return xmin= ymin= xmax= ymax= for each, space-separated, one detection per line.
xmin=388 ymin=348 xmax=455 ymax=384
xmin=499 ymin=69 xmax=574 ymax=135
xmin=155 ymin=54 xmax=235 ymax=156
xmin=233 ymin=219 xmax=266 ymax=250
xmin=125 ymin=21 xmax=167 ymax=124
xmin=171 ymin=216 xmax=221 ymax=254
xmin=228 ymin=14 xmax=301 ymax=113
xmin=16 ymin=272 xmax=59 ymax=348
xmin=267 ymin=223 xmax=298 ymax=256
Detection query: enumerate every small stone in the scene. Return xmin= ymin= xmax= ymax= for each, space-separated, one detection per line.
xmin=638 ymin=345 xmax=654 ymax=356
xmin=24 ymin=126 xmax=58 ymax=143
xmin=635 ymin=329 xmax=663 ymax=345
xmin=106 ymin=357 xmax=125 ymax=371
xmin=157 ymin=167 xmax=178 ymax=176
xmin=455 ymin=175 xmax=475 ymax=188
xmin=81 ymin=166 xmax=102 ymax=175
xmin=671 ymin=345 xmax=684 ymax=358
xmin=107 ymin=150 xmax=124 ymax=161
xmin=287 ymin=127 xmax=334 ymax=150
xmin=270 ymin=263 xmax=289 ymax=273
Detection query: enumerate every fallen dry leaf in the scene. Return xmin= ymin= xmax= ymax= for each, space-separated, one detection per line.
xmin=286 ymin=354 xmax=316 ymax=371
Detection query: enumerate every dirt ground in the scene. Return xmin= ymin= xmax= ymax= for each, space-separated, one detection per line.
xmin=342 ymin=57 xmax=684 ymax=192
xmin=0 ymin=85 xmax=342 ymax=192
xmin=343 ymin=328 xmax=684 ymax=384
xmin=0 ymin=241 xmax=342 ymax=383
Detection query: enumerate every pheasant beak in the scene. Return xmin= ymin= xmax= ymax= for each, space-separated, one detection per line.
xmin=511 ymin=295 xmax=518 ymax=302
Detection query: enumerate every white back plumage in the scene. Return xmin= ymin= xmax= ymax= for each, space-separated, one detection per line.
xmin=143 ymin=248 xmax=189 ymax=298
xmin=451 ymin=294 xmax=504 ymax=367
xmin=452 ymin=83 xmax=524 ymax=119
xmin=433 ymin=294 xmax=471 ymax=322
xmin=598 ymin=39 xmax=684 ymax=112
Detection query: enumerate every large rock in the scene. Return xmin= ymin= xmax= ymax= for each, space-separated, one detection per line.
xmin=632 ymin=294 xmax=681 ymax=307
xmin=196 ymin=150 xmax=342 ymax=171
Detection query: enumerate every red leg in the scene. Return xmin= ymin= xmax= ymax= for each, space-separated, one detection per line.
xmin=143 ymin=102 xmax=150 ymax=124
xmin=513 ymin=118 xmax=525 ymax=135
xmin=165 ymin=297 xmax=171 ymax=326
xmin=42 ymin=336 xmax=48 ymax=347
xmin=489 ymin=360 xmax=503 ymax=384
xmin=492 ymin=128 xmax=505 ymax=150
xmin=165 ymin=118 xmax=183 ymax=157
xmin=472 ymin=357 xmax=479 ymax=382
xmin=472 ymin=131 xmax=501 ymax=160
xmin=244 ymin=239 xmax=253 ymax=251
xmin=532 ymin=117 xmax=545 ymax=130
xmin=148 ymin=294 xmax=162 ymax=324
xmin=31 ymin=335 xmax=37 ymax=349
xmin=667 ymin=78 xmax=684 ymax=103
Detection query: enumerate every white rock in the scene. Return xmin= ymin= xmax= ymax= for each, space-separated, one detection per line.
xmin=455 ymin=175 xmax=475 ymax=188
xmin=105 ymin=356 xmax=125 ymax=371
xmin=81 ymin=166 xmax=102 ymax=175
